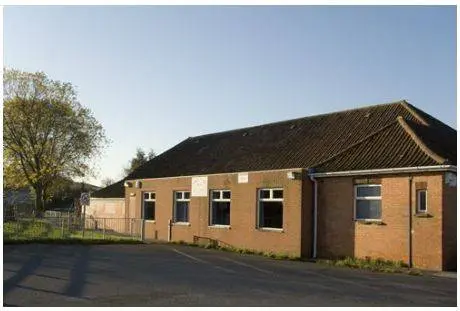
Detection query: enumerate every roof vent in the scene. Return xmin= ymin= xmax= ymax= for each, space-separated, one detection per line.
xmin=290 ymin=124 xmax=296 ymax=129
xmin=364 ymin=112 xmax=371 ymax=118
xmin=242 ymin=132 xmax=248 ymax=137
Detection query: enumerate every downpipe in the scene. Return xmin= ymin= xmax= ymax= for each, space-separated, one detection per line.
xmin=408 ymin=176 xmax=413 ymax=268
xmin=309 ymin=175 xmax=318 ymax=259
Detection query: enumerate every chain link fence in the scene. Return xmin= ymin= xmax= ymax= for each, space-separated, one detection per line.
xmin=4 ymin=211 xmax=143 ymax=241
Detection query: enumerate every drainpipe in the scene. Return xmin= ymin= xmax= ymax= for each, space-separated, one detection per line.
xmin=408 ymin=176 xmax=413 ymax=268
xmin=309 ymin=175 xmax=318 ymax=259
xmin=168 ymin=219 xmax=172 ymax=242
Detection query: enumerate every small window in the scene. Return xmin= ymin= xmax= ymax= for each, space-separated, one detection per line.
xmin=355 ymin=185 xmax=381 ymax=220
xmin=174 ymin=191 xmax=190 ymax=223
xmin=417 ymin=190 xmax=427 ymax=213
xmin=258 ymin=188 xmax=283 ymax=229
xmin=210 ymin=190 xmax=231 ymax=226
xmin=142 ymin=192 xmax=155 ymax=221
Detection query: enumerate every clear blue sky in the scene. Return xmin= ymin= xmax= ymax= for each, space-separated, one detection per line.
xmin=4 ymin=6 xmax=457 ymax=186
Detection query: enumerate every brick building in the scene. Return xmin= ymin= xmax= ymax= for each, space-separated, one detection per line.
xmin=95 ymin=100 xmax=457 ymax=271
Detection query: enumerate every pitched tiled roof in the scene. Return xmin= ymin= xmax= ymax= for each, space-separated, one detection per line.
xmin=124 ymin=100 xmax=455 ymax=181
xmin=91 ymin=179 xmax=125 ymax=198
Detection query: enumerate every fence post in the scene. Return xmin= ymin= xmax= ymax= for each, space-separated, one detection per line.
xmin=61 ymin=218 xmax=65 ymax=238
xmin=168 ymin=219 xmax=172 ymax=242
xmin=82 ymin=204 xmax=86 ymax=238
xmin=130 ymin=219 xmax=133 ymax=239
xmin=102 ymin=218 xmax=106 ymax=240
xmin=141 ymin=220 xmax=145 ymax=242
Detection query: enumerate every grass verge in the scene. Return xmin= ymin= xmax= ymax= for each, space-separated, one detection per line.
xmin=168 ymin=239 xmax=301 ymax=261
xmin=316 ymin=256 xmax=423 ymax=275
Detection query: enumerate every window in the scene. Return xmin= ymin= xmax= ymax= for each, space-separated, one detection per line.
xmin=142 ymin=192 xmax=155 ymax=221
xmin=355 ymin=185 xmax=381 ymax=220
xmin=416 ymin=190 xmax=427 ymax=213
xmin=174 ymin=191 xmax=190 ymax=223
xmin=210 ymin=190 xmax=231 ymax=226
xmin=258 ymin=188 xmax=283 ymax=229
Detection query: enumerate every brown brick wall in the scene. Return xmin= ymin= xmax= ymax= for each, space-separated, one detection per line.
xmin=442 ymin=173 xmax=457 ymax=271
xmin=317 ymin=173 xmax=445 ymax=270
xmin=411 ymin=175 xmax=443 ymax=270
xmin=316 ymin=177 xmax=355 ymax=258
xmin=126 ymin=169 xmax=304 ymax=256
xmin=301 ymin=172 xmax=313 ymax=258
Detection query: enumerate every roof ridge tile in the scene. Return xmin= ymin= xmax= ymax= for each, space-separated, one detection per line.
xmin=400 ymin=100 xmax=429 ymax=126
xmin=311 ymin=120 xmax=400 ymax=170
xmin=191 ymin=99 xmax=407 ymax=139
xmin=396 ymin=116 xmax=446 ymax=164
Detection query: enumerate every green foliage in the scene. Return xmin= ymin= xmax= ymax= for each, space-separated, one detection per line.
xmin=101 ymin=177 xmax=115 ymax=187
xmin=123 ymin=147 xmax=156 ymax=176
xmin=3 ymin=68 xmax=109 ymax=211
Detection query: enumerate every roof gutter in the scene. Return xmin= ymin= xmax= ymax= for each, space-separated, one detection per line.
xmin=310 ymin=165 xmax=456 ymax=178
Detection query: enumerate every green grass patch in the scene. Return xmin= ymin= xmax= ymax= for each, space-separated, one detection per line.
xmin=316 ymin=256 xmax=422 ymax=275
xmin=4 ymin=220 xmax=141 ymax=244
xmin=169 ymin=240 xmax=301 ymax=261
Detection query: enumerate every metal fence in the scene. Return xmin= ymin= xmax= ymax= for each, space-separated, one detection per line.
xmin=3 ymin=214 xmax=143 ymax=241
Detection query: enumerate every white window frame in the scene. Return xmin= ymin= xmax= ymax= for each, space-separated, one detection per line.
xmin=257 ymin=188 xmax=284 ymax=231
xmin=209 ymin=190 xmax=231 ymax=227
xmin=142 ymin=192 xmax=156 ymax=222
xmin=354 ymin=184 xmax=382 ymax=221
xmin=173 ymin=191 xmax=191 ymax=224
xmin=416 ymin=189 xmax=428 ymax=213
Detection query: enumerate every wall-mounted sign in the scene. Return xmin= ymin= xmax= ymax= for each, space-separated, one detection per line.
xmin=192 ymin=176 xmax=208 ymax=197
xmin=238 ymin=172 xmax=249 ymax=184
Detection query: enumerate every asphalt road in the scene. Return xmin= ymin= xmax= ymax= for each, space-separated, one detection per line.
xmin=3 ymin=243 xmax=457 ymax=307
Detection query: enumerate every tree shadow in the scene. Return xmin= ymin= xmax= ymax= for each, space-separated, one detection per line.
xmin=63 ymin=246 xmax=91 ymax=297
xmin=4 ymin=249 xmax=46 ymax=295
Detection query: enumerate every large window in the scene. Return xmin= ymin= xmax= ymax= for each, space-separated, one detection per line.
xmin=258 ymin=188 xmax=283 ymax=229
xmin=143 ymin=192 xmax=155 ymax=221
xmin=416 ymin=189 xmax=427 ymax=213
xmin=355 ymin=185 xmax=381 ymax=220
xmin=174 ymin=191 xmax=190 ymax=223
xmin=210 ymin=190 xmax=231 ymax=226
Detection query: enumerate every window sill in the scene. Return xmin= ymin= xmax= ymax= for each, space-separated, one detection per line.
xmin=355 ymin=219 xmax=386 ymax=226
xmin=414 ymin=213 xmax=433 ymax=218
xmin=144 ymin=220 xmax=156 ymax=223
xmin=208 ymin=225 xmax=231 ymax=230
xmin=258 ymin=227 xmax=284 ymax=233
xmin=173 ymin=222 xmax=191 ymax=226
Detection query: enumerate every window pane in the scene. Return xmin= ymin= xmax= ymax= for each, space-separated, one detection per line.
xmin=144 ymin=201 xmax=155 ymax=220
xmin=144 ymin=193 xmax=149 ymax=200
xmin=175 ymin=192 xmax=182 ymax=199
xmin=259 ymin=201 xmax=283 ymax=228
xmin=260 ymin=190 xmax=270 ymax=199
xmin=211 ymin=201 xmax=230 ymax=225
xmin=184 ymin=192 xmax=190 ymax=200
xmin=150 ymin=193 xmax=156 ymax=200
xmin=356 ymin=199 xmax=381 ymax=219
xmin=212 ymin=191 xmax=220 ymax=199
xmin=222 ymin=191 xmax=231 ymax=199
xmin=175 ymin=201 xmax=189 ymax=222
xmin=357 ymin=186 xmax=381 ymax=197
xmin=418 ymin=190 xmax=427 ymax=212
xmin=273 ymin=190 xmax=283 ymax=199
